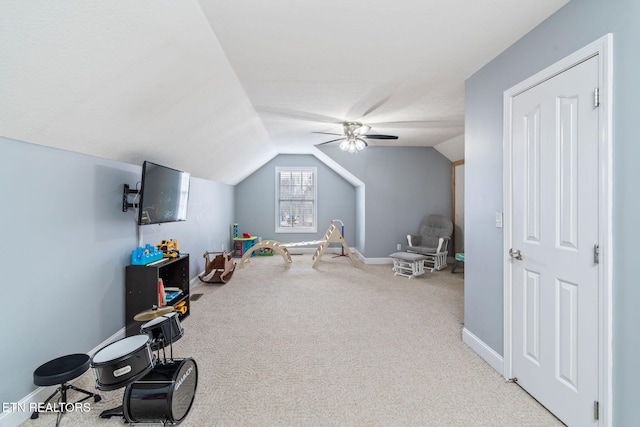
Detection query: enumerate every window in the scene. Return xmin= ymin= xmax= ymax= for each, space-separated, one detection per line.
xmin=275 ymin=167 xmax=317 ymax=233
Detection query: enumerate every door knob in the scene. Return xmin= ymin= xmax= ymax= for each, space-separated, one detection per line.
xmin=509 ymin=248 xmax=523 ymax=260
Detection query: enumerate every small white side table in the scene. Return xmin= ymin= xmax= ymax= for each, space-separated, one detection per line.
xmin=389 ymin=252 xmax=428 ymax=279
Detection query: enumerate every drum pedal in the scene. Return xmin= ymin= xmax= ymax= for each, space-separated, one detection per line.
xmin=99 ymin=405 xmax=123 ymax=419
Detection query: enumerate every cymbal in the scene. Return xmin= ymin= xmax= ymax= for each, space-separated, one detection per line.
xmin=134 ymin=305 xmax=175 ymax=321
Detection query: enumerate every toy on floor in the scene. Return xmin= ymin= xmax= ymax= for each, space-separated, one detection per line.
xmin=199 ymin=251 xmax=236 ymax=284
xmin=239 ymin=220 xmax=358 ymax=269
xmin=451 ymin=252 xmax=465 ymax=273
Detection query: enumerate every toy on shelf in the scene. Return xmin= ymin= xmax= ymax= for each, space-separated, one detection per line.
xmin=173 ymin=300 xmax=188 ymax=314
xmin=131 ymin=244 xmax=164 ymax=265
xmin=199 ymin=251 xmax=236 ymax=284
xmin=157 ymin=239 xmax=180 ymax=258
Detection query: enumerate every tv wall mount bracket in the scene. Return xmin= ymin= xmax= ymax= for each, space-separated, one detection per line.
xmin=122 ymin=184 xmax=139 ymax=212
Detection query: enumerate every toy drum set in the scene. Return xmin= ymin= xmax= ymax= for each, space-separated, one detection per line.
xmin=90 ymin=305 xmax=197 ymax=424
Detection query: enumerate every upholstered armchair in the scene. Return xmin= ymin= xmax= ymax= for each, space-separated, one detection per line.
xmin=406 ymin=214 xmax=453 ymax=272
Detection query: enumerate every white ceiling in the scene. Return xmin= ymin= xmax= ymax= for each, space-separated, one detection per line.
xmin=0 ymin=0 xmax=569 ymax=184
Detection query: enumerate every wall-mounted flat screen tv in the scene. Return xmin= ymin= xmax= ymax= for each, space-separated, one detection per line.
xmin=138 ymin=161 xmax=190 ymax=225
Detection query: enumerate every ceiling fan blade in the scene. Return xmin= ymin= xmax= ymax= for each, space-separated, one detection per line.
xmin=255 ymin=106 xmax=343 ymax=124
xmin=363 ymin=134 xmax=399 ymax=140
xmin=345 ymin=81 xmax=400 ymax=119
xmin=360 ymin=95 xmax=393 ymax=118
xmin=315 ymin=138 xmax=346 ymax=146
xmin=312 ymin=131 xmax=343 ymax=136
xmin=368 ymin=120 xmax=464 ymax=128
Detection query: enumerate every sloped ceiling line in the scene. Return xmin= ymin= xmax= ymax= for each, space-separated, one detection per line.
xmin=0 ymin=0 xmax=569 ymax=184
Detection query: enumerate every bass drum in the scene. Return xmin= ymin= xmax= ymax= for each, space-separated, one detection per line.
xmin=123 ymin=358 xmax=198 ymax=424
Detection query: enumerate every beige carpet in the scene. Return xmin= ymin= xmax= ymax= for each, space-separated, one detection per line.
xmin=23 ymin=254 xmax=562 ymax=426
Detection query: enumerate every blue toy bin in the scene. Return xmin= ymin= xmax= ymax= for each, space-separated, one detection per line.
xmin=131 ymin=244 xmax=164 ymax=265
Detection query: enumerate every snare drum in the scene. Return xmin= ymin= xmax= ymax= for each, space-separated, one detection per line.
xmin=141 ymin=312 xmax=184 ymax=350
xmin=123 ymin=358 xmax=198 ymax=424
xmin=91 ymin=334 xmax=154 ymax=391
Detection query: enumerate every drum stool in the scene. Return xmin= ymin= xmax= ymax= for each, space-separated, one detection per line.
xmin=31 ymin=353 xmax=101 ymax=426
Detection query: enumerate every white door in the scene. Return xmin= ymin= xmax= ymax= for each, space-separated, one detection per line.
xmin=510 ymin=55 xmax=600 ymax=426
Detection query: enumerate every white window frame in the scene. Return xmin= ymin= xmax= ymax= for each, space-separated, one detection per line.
xmin=275 ymin=166 xmax=317 ymax=233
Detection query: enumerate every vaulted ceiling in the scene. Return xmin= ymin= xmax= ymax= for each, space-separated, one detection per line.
xmin=0 ymin=0 xmax=569 ymax=184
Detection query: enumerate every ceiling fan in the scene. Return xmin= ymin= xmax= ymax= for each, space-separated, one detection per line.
xmin=314 ymin=122 xmax=398 ymax=153
xmin=255 ymin=106 xmax=464 ymax=153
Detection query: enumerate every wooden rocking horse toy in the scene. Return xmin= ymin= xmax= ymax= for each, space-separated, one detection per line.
xmin=199 ymin=251 xmax=236 ymax=284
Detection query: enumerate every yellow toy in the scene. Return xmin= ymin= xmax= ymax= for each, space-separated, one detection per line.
xmin=173 ymin=300 xmax=187 ymax=314
xmin=157 ymin=239 xmax=179 ymax=258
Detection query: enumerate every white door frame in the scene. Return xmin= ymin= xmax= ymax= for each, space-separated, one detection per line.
xmin=502 ymin=34 xmax=613 ymax=425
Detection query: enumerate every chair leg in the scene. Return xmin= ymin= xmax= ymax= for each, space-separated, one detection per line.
xmin=30 ymin=383 xmax=101 ymax=422
xmin=31 ymin=386 xmax=62 ymax=419
xmin=67 ymin=384 xmax=101 ymax=403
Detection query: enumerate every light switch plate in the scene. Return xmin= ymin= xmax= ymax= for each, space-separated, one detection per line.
xmin=495 ymin=212 xmax=503 ymax=228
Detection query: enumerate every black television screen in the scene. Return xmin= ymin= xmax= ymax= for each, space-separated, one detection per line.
xmin=138 ymin=161 xmax=190 ymax=225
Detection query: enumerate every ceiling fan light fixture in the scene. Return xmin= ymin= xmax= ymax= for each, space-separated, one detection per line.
xmin=315 ymin=120 xmax=395 ymax=151
xmin=339 ymin=136 xmax=366 ymax=154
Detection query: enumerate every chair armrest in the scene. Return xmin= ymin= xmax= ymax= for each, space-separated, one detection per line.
xmin=407 ymin=234 xmax=422 ymax=246
xmin=436 ymin=236 xmax=451 ymax=253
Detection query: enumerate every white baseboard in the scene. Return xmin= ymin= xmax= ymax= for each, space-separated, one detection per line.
xmin=351 ymin=249 xmax=365 ymax=263
xmin=347 ymin=249 xmax=393 ymax=265
xmin=0 ymin=327 xmax=126 ymax=427
xmin=189 ymin=273 xmax=204 ymax=289
xmin=462 ymin=327 xmax=504 ymax=376
xmin=363 ymin=257 xmax=394 ymax=265
xmin=0 ymin=385 xmax=57 ymax=427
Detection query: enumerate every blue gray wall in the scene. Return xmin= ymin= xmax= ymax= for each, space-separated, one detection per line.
xmin=234 ymin=154 xmax=357 ymax=248
xmin=234 ymin=148 xmax=451 ymax=260
xmin=465 ymin=0 xmax=640 ymax=423
xmin=0 ymin=136 xmax=233 ymax=408
xmin=321 ymin=146 xmax=451 ymax=258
